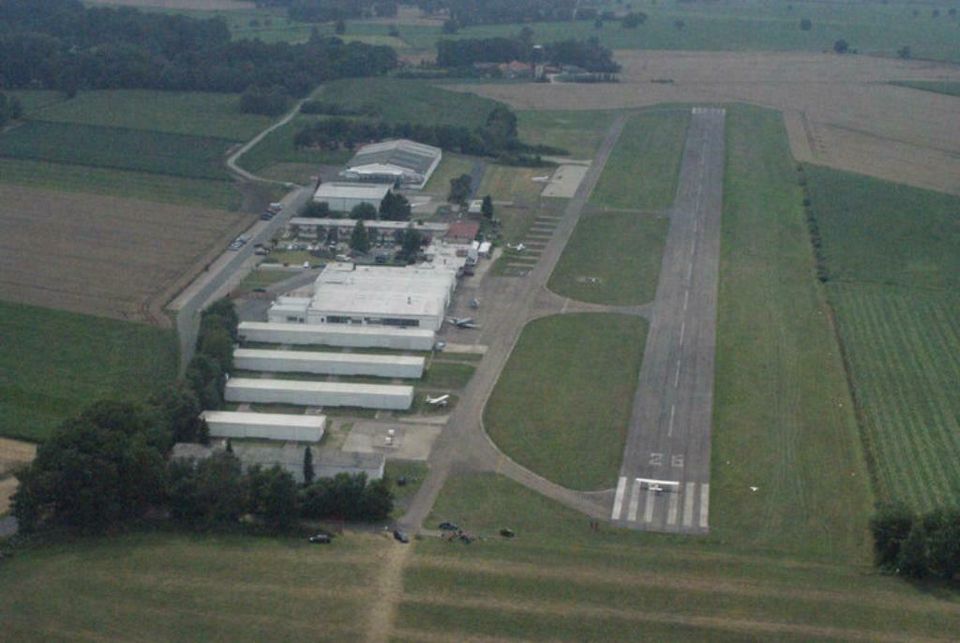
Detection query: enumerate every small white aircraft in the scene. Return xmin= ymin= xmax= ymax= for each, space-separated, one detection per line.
xmin=447 ymin=317 xmax=479 ymax=329
xmin=424 ymin=394 xmax=450 ymax=407
xmin=507 ymin=243 xmax=526 ymax=252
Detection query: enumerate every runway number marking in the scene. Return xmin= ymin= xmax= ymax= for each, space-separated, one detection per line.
xmin=671 ymin=454 xmax=684 ymax=469
xmin=649 ymin=452 xmax=663 ymax=467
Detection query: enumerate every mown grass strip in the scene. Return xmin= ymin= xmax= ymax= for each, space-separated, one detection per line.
xmin=484 ymin=313 xmax=647 ymax=490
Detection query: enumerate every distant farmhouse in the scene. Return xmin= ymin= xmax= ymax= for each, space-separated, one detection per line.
xmin=339 ymin=139 xmax=442 ymax=190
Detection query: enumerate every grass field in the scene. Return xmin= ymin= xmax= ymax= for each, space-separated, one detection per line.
xmin=710 ymin=105 xmax=873 ymax=558
xmin=548 ymin=211 xmax=667 ymax=305
xmin=484 ymin=314 xmax=647 ymax=490
xmin=0 ymin=531 xmax=389 ymax=641
xmin=237 ymin=115 xmax=352 ymax=174
xmin=421 ymin=153 xmax=475 ymax=197
xmin=401 ymin=1 xmax=960 ymax=63
xmin=398 ymin=472 xmax=960 ymax=641
xmin=421 ymin=361 xmax=476 ymax=390
xmin=0 ymin=301 xmax=178 ymax=442
xmin=805 ymin=164 xmax=960 ymax=512
xmin=14 ymin=90 xmax=272 ymax=141
xmin=890 ymin=81 xmax=960 ymax=98
xmin=0 ymin=158 xmax=241 ymax=209
xmin=590 ymin=109 xmax=689 ymax=211
xmin=320 ymin=77 xmax=499 ymax=129
xmin=0 ymin=121 xmax=232 ymax=181
xmin=517 ymin=109 xmax=619 ymax=157
xmin=478 ymin=164 xmax=546 ymax=206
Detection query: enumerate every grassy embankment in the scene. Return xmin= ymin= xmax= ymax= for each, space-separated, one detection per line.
xmin=806 ymin=165 xmax=960 ymax=512
xmin=0 ymin=301 xmax=178 ymax=442
xmin=548 ymin=109 xmax=688 ymax=305
xmin=485 ymin=314 xmax=647 ymax=491
xmin=1 ymin=90 xmax=273 ymax=209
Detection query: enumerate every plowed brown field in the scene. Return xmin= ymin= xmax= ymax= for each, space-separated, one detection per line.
xmin=456 ymin=52 xmax=960 ymax=195
xmin=0 ymin=185 xmax=249 ymax=325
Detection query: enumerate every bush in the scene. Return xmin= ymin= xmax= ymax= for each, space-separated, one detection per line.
xmin=299 ymin=473 xmax=393 ymax=522
xmin=167 ymin=451 xmax=246 ymax=527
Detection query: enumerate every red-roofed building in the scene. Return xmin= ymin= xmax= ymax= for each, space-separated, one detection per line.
xmin=445 ymin=220 xmax=480 ymax=244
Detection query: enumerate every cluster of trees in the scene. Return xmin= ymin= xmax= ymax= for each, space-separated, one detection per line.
xmin=0 ymin=92 xmax=22 ymax=128
xmin=185 ymin=299 xmax=238 ymax=411
xmin=437 ymin=36 xmax=621 ymax=73
xmin=0 ymin=1 xmax=396 ymax=96
xmin=239 ymin=85 xmax=291 ymax=116
xmin=13 ymin=403 xmax=393 ymax=535
xmin=296 ymin=104 xmax=559 ymax=164
xmin=262 ymin=0 xmax=399 ymax=23
xmin=871 ymin=504 xmax=960 ymax=580
xmin=419 ymin=0 xmax=577 ymax=26
xmin=448 ymin=173 xmax=473 ymax=205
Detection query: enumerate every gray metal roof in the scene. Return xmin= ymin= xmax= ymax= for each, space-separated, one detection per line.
xmin=347 ymin=139 xmax=441 ymax=176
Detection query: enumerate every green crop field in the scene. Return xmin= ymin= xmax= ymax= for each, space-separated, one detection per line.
xmin=320 ymin=77 xmax=500 ymax=129
xmin=402 ymin=1 xmax=960 ymax=63
xmin=0 ymin=301 xmax=178 ymax=443
xmin=397 ymin=472 xmax=960 ymax=641
xmin=0 ymin=531 xmax=388 ymax=641
xmin=15 ymin=90 xmax=272 ymax=141
xmin=549 ymin=211 xmax=667 ymax=305
xmin=590 ymin=109 xmax=689 ymax=211
xmin=0 ymin=158 xmax=241 ymax=210
xmin=0 ymin=122 xmax=232 ymax=181
xmin=711 ymin=105 xmax=872 ymax=558
xmin=484 ymin=313 xmax=647 ymax=490
xmin=517 ymin=109 xmax=618 ymax=157
xmin=829 ymin=284 xmax=960 ymax=511
xmin=805 ymin=164 xmax=960 ymax=512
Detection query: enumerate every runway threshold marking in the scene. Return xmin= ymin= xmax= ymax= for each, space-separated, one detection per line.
xmin=699 ymin=483 xmax=710 ymax=528
xmin=612 ymin=476 xmax=627 ymax=520
xmin=667 ymin=489 xmax=679 ymax=525
xmin=643 ymin=489 xmax=656 ymax=523
xmin=683 ymin=482 xmax=695 ymax=527
xmin=628 ymin=479 xmax=642 ymax=522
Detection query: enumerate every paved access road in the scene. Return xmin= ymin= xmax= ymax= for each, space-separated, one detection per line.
xmin=612 ymin=108 xmax=726 ymax=534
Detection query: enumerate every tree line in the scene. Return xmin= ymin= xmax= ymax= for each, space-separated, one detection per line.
xmin=0 ymin=0 xmax=396 ymax=97
xmin=418 ymin=0 xmax=578 ymax=26
xmin=437 ymin=36 xmax=621 ymax=73
xmin=871 ymin=503 xmax=960 ymax=581
xmin=295 ymin=104 xmax=563 ymax=164
xmin=257 ymin=0 xmax=399 ymax=23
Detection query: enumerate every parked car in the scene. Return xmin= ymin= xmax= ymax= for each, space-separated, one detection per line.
xmin=438 ymin=522 xmax=459 ymax=532
xmin=393 ymin=529 xmax=409 ymax=543
xmin=308 ymin=533 xmax=332 ymax=544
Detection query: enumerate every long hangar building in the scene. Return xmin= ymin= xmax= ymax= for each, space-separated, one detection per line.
xmin=339 ymin=139 xmax=442 ymax=190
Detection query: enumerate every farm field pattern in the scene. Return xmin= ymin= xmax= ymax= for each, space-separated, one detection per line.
xmin=0 ymin=185 xmax=249 ymax=323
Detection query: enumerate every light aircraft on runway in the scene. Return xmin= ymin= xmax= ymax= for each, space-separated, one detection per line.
xmin=424 ymin=394 xmax=450 ymax=407
xmin=637 ymin=478 xmax=680 ymax=493
xmin=447 ymin=317 xmax=479 ymax=329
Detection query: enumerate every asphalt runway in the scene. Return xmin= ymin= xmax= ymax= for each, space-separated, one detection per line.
xmin=612 ymin=107 xmax=726 ymax=534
